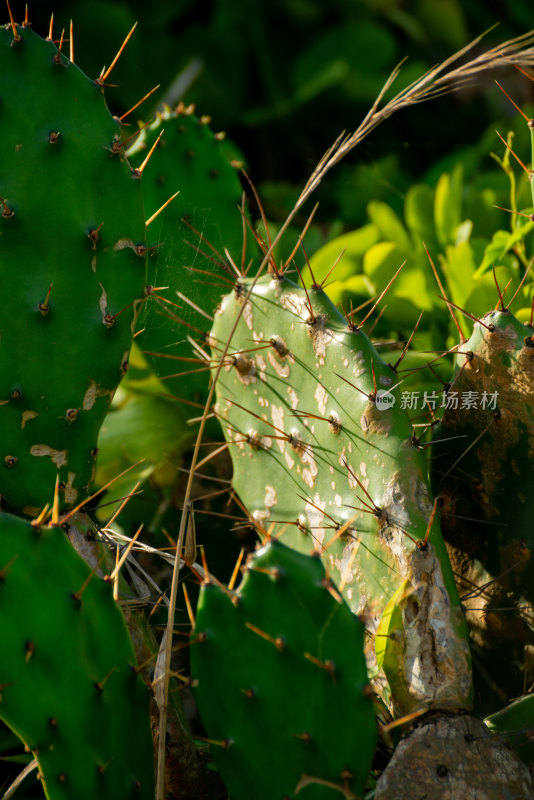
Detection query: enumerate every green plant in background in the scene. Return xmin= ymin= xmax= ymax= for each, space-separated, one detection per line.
xmin=3 ymin=4 xmax=534 ymax=800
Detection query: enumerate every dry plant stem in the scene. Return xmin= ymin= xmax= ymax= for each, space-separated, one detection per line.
xmin=0 ymin=759 xmax=37 ymax=800
xmin=155 ymin=218 xmax=297 ymax=800
xmin=301 ymin=29 xmax=534 ymax=205
xmin=155 ymin=28 xmax=534 ymax=799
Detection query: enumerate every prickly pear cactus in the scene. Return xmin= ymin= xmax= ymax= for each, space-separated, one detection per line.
xmin=432 ymin=307 xmax=534 ymax=694
xmin=0 ymin=510 xmax=154 ymax=800
xmin=209 ymin=272 xmax=472 ymax=716
xmin=0 ymin=20 xmax=147 ymax=515
xmin=191 ymin=538 xmax=377 ymax=800
xmin=128 ymin=104 xmax=245 ymax=403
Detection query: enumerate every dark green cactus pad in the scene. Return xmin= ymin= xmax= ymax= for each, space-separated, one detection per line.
xmin=432 ymin=309 xmax=534 ymax=692
xmin=191 ymin=539 xmax=377 ymax=800
xmin=208 ymin=273 xmax=472 ymax=716
xmin=0 ymin=511 xmax=154 ymax=800
xmin=127 ymin=104 xmax=245 ymax=404
xmin=485 ymin=694 xmax=534 ymax=766
xmin=0 ymin=22 xmax=147 ymax=515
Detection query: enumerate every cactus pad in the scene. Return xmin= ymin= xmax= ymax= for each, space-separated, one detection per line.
xmin=432 ymin=309 xmax=534 ymax=672
xmin=208 ymin=272 xmax=472 ymax=715
xmin=191 ymin=538 xmax=377 ymax=800
xmin=0 ymin=21 xmax=147 ymax=515
xmin=0 ymin=510 xmax=154 ymax=800
xmin=128 ymin=104 xmax=245 ymax=403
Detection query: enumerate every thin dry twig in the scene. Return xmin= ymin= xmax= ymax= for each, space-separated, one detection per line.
xmin=296 ymin=29 xmax=534 ymax=213
xmin=1 ymin=760 xmax=38 ymax=800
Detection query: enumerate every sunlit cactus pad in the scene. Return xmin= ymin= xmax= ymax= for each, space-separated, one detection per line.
xmin=209 ymin=272 xmax=472 ymax=714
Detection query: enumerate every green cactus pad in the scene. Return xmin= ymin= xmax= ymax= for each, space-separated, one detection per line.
xmin=0 ymin=510 xmax=154 ymax=800
xmin=0 ymin=22 xmax=147 ymax=515
xmin=432 ymin=309 xmax=534 ymax=691
xmin=191 ymin=538 xmax=377 ymax=800
xmin=485 ymin=694 xmax=534 ymax=766
xmin=128 ymin=104 xmax=245 ymax=404
xmin=208 ymin=272 xmax=472 ymax=715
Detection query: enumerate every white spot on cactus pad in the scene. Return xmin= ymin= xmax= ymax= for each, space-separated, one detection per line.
xmin=264 ymin=485 xmax=277 ymax=509
xmin=287 ymin=387 xmax=299 ymax=409
xmin=99 ymin=283 xmax=108 ymax=322
xmin=314 ymin=383 xmax=328 ymax=415
xmin=113 ymin=237 xmax=137 ymax=251
xmin=83 ymin=380 xmax=111 ymax=410
xmin=280 ymin=292 xmax=308 ymax=319
xmin=352 ymin=352 xmax=366 ymax=378
xmin=305 ymin=494 xmax=326 ymax=544
xmin=253 ymin=508 xmax=270 ymax=525
xmin=30 ymin=444 xmax=68 ymax=467
xmin=21 ymin=410 xmax=38 ymax=429
xmin=271 ymin=404 xmax=285 ymax=452
xmin=268 ymin=350 xmax=291 ymax=378
xmin=256 ymin=354 xmax=267 ymax=381
xmin=284 ymin=451 xmax=295 ymax=470
xmin=345 ymin=460 xmax=359 ymax=490
xmin=309 ymin=317 xmax=334 ymax=365
xmin=301 ymin=446 xmax=318 ymax=489
xmin=243 ymin=299 xmax=254 ymax=330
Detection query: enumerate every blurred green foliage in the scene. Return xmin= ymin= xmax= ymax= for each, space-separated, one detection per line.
xmin=25 ymin=0 xmax=534 ymax=210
